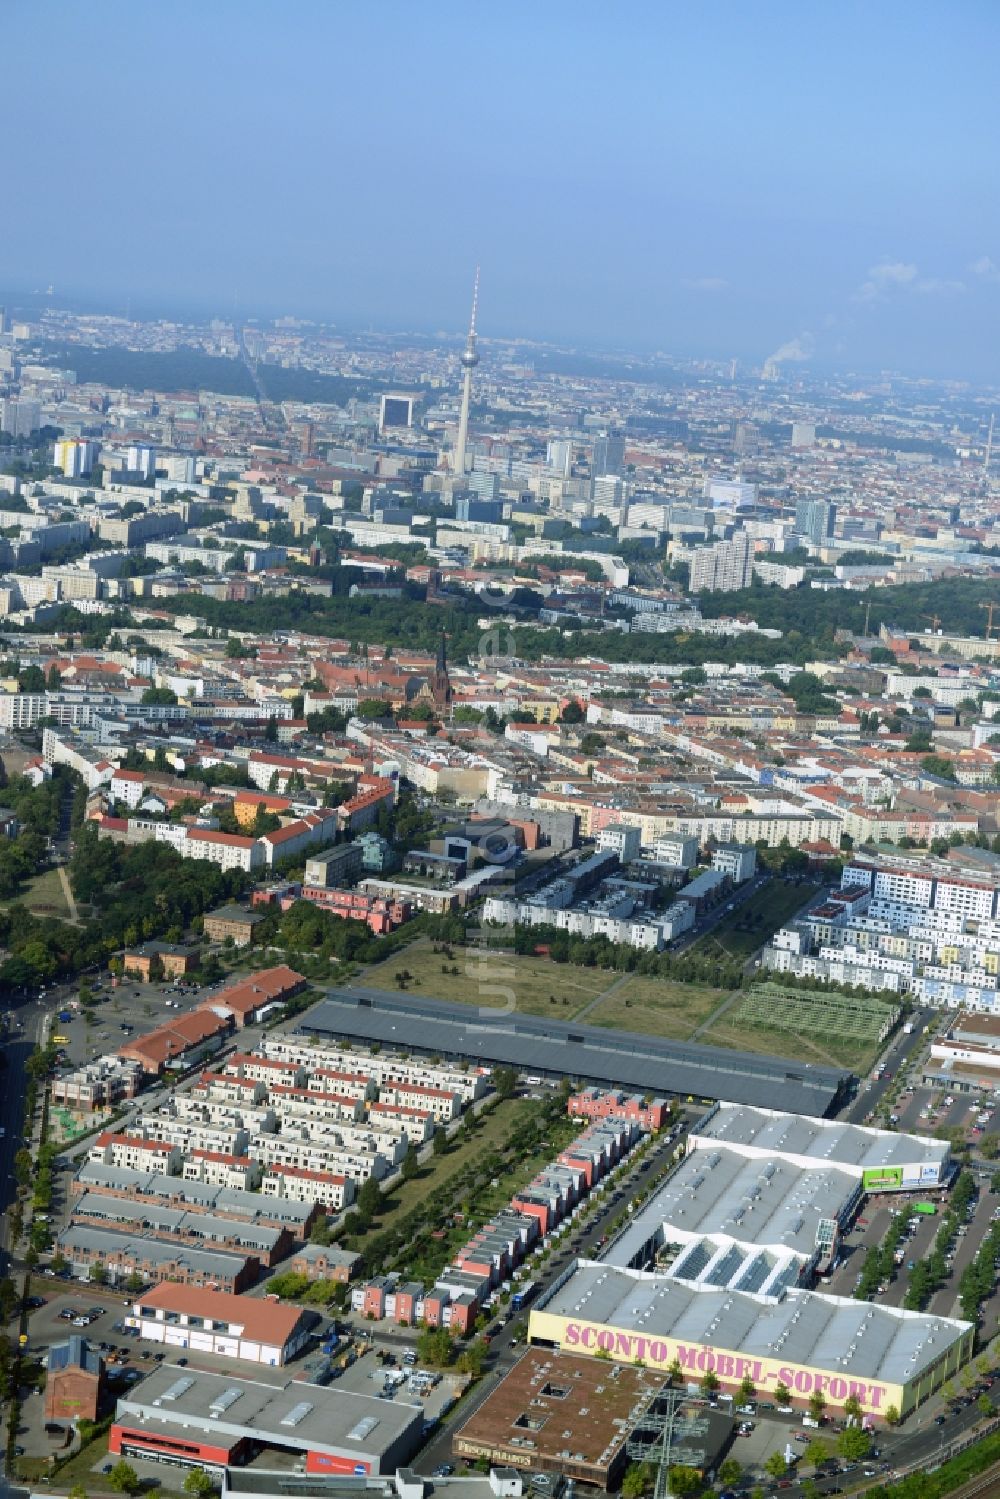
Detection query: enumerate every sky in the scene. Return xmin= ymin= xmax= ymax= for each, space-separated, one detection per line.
xmin=5 ymin=0 xmax=1000 ymax=379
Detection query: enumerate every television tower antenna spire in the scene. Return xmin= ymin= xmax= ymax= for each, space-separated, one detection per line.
xmin=453 ymin=266 xmax=480 ymax=478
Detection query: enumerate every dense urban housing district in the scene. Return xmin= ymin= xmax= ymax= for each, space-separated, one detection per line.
xmin=5 ymin=291 xmax=1000 ymax=1499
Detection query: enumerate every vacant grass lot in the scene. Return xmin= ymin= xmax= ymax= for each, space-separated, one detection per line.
xmin=361 ymin=938 xmax=613 ymax=1017
xmin=700 ymin=1011 xmax=879 ymax=1073
xmin=586 ymin=975 xmax=733 ymax=1040
xmin=1 ymin=865 xmax=71 ymax=919
xmin=687 ymin=880 xmax=821 ymax=961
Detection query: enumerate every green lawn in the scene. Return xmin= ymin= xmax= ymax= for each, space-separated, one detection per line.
xmin=687 ymin=880 xmax=821 ymax=961
xmin=699 ymin=1011 xmax=879 ymax=1073
xmin=383 ymin=1096 xmax=525 ymax=1220
xmin=360 ymin=938 xmax=614 ymax=1017
xmin=1 ymin=865 xmax=71 ymax=919
xmin=586 ymin=975 xmax=733 ymax=1040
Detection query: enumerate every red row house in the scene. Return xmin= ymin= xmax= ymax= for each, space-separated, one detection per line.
xmin=299 ymin=884 xmax=411 ymax=935
xmin=567 ymin=1086 xmax=670 ymax=1134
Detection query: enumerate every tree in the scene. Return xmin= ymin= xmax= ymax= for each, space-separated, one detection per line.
xmin=699 ymin=1368 xmax=720 ymax=1394
xmin=666 ymin=1468 xmax=701 ymax=1498
xmin=666 ymin=1356 xmax=683 ymax=1385
xmin=493 ymin=1066 xmax=516 ymax=1100
xmin=401 ymin=1144 xmax=420 ymax=1181
xmin=804 ymin=1440 xmax=829 ymax=1469
xmin=416 ymin=1325 xmax=455 ymax=1367
xmin=620 ymin=1464 xmax=653 ymax=1499
xmin=836 ymin=1426 xmax=872 ymax=1461
xmin=89 ymin=1262 xmax=107 ymax=1285
xmin=109 ymin=1460 xmax=140 ymax=1495
xmin=560 ymin=700 xmax=584 ymax=723
xmin=183 ymin=1471 xmax=217 ymax=1498
xmin=883 ymin=1404 xmax=900 ymax=1428
xmin=807 ymin=1389 xmax=827 ymax=1422
xmin=764 ymin=1452 xmax=788 ymax=1480
xmin=737 ymin=1372 xmax=756 ymax=1402
xmin=141 ymin=685 xmax=179 ymax=705
xmin=774 ymin=1380 xmax=792 ymax=1407
xmin=357 ymin=1176 xmax=383 ymax=1224
xmin=842 ymin=1392 xmax=863 ymax=1421
xmin=718 ymin=1458 xmax=743 ymax=1487
xmin=978 ymin=1393 xmax=993 ymax=1417
xmin=432 ymin=1125 xmax=447 ymax=1156
xmin=69 ymin=1486 xmax=88 ymax=1499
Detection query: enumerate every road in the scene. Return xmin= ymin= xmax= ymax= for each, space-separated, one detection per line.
xmin=839 ymin=1009 xmax=934 ymax=1125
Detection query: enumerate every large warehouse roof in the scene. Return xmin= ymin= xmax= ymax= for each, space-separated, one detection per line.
xmin=539 ymin=1262 xmax=969 ymax=1389
xmin=606 ymin=1147 xmax=857 ymax=1267
xmin=300 ymin=988 xmax=850 ymax=1115
xmin=692 ymin=1102 xmax=950 ymax=1176
xmin=115 ymin=1365 xmax=421 ymax=1468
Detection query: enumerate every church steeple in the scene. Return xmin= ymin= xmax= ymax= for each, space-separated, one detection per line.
xmin=432 ymin=632 xmax=452 ymax=710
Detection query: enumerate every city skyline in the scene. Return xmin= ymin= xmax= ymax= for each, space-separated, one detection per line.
xmin=4 ymin=1 xmax=1000 ymax=380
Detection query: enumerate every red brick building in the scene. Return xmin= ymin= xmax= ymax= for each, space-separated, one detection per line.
xmin=45 ymin=1336 xmax=104 ymax=1422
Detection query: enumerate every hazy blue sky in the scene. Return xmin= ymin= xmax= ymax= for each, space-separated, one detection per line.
xmin=6 ymin=1 xmax=1000 ymax=377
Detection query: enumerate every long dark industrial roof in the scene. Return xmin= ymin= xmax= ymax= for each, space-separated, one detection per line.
xmin=298 ymin=987 xmax=849 ymax=1116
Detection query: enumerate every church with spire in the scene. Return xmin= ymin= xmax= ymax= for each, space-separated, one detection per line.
xmin=430 ymin=632 xmax=453 ymax=711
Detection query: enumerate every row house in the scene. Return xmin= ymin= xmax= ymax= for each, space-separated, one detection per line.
xmin=298 ymin=883 xmax=411 ymax=934
xmin=224 ymin=1054 xmax=307 ymax=1088
xmin=304 ymin=1067 xmax=378 ymax=1103
xmin=250 ymin=1135 xmax=388 ymax=1183
xmin=128 ymin=1116 xmax=249 ymax=1159
xmin=58 ymin=1225 xmax=258 ymax=1294
xmin=367 ymin=1102 xmax=435 ymax=1143
xmin=287 ymin=1245 xmax=361 ymax=1283
xmin=260 ymin=1164 xmax=353 ymax=1211
xmin=260 ymin=1037 xmax=487 ymax=1105
xmin=181 ymin=1151 xmax=264 ymax=1191
xmin=277 ymin=1118 xmax=405 ymax=1169
xmin=184 ymin=826 xmax=265 ymax=872
xmin=259 ymin=809 xmax=339 ymax=868
xmin=171 ymin=1094 xmax=278 ymax=1137
xmin=269 ymin=1084 xmax=366 ymax=1125
xmin=567 ymin=1087 xmax=669 ymax=1133
xmin=71 ymin=1163 xmax=320 ymax=1237
xmin=69 ymin=1192 xmax=292 ymax=1267
xmin=376 ymin=1081 xmax=461 ymax=1123
xmin=190 ymin=1072 xmax=268 ymax=1108
xmin=89 ymin=1133 xmax=183 ymax=1176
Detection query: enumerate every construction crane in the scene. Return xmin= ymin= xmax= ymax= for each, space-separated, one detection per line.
xmin=921 ymin=613 xmax=943 ymax=633
xmin=981 ymin=601 xmax=1000 ymax=640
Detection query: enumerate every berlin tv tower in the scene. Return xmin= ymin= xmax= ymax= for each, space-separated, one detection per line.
xmin=453 ymin=267 xmax=480 ymax=478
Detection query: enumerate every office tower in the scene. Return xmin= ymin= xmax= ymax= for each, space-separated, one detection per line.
xmin=0 ymin=307 xmax=7 ymax=335
xmin=704 ymin=477 xmax=757 ymax=509
xmin=0 ymin=398 xmax=41 ymax=437
xmin=54 ymin=438 xmax=99 ymax=478
xmin=795 ymin=497 xmax=836 ymax=545
xmin=467 ymin=469 xmax=500 ymax=501
xmin=127 ymin=444 xmax=156 ymax=479
xmin=455 ymin=494 xmax=502 ymax=523
xmin=162 ymin=453 xmax=196 ymax=484
xmin=452 ymin=269 xmax=480 ymax=478
xmin=546 ymin=439 xmax=572 ymax=477
xmin=592 ymin=431 xmax=626 ymax=477
xmin=379 ymin=393 xmax=415 ymax=431
xmin=791 ymin=422 xmax=817 ymax=449
xmin=688 ymin=531 xmax=753 ymax=593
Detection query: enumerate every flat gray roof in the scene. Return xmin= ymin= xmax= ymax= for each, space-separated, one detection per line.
xmin=692 ymin=1102 xmax=950 ymax=1175
xmin=73 ymin=1193 xmax=284 ymax=1252
xmin=537 ymin=1261 xmax=970 ymax=1389
xmin=299 ymin=989 xmax=849 ymax=1115
xmin=73 ymin=1163 xmax=314 ymax=1224
xmin=116 ymin=1363 xmax=422 ymax=1465
xmin=59 ymin=1223 xmax=252 ymax=1276
xmin=607 ymin=1147 xmax=858 ymax=1266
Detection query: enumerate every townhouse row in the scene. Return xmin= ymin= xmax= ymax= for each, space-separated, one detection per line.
xmin=351 ymin=1115 xmax=643 ymax=1335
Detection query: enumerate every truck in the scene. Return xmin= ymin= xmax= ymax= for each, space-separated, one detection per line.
xmin=511 ymin=1280 xmax=540 ymax=1312
xmin=914 ymin=1202 xmax=937 ymax=1215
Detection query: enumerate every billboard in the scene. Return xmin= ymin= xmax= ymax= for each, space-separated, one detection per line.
xmin=862 ymin=1166 xmax=903 ymax=1191
xmin=528 ymin=1309 xmax=904 ymax=1414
